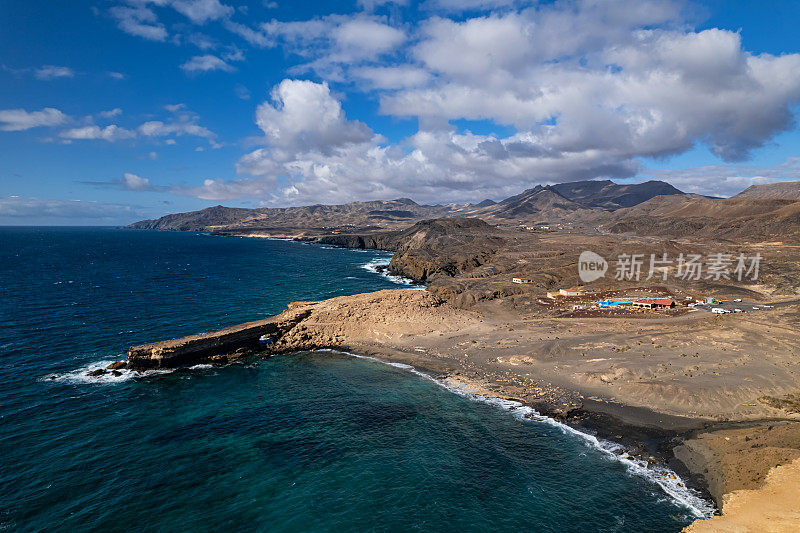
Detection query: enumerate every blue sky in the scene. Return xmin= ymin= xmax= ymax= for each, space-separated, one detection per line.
xmin=1 ymin=0 xmax=800 ymax=225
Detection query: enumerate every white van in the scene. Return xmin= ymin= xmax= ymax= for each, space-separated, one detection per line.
xmin=711 ymin=307 xmax=726 ymax=314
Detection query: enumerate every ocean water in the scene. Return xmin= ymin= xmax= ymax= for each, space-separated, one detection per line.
xmin=0 ymin=227 xmax=710 ymax=531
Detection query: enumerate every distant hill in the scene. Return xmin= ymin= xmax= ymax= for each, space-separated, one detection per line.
xmin=128 ymin=199 xmax=458 ymax=232
xmin=732 ymin=181 xmax=800 ymax=200
xmin=604 ymin=195 xmax=800 ymax=241
xmin=550 ymin=179 xmax=684 ymax=209
xmin=130 ymin=205 xmax=259 ymax=231
xmin=127 ymin=178 xmax=710 ymax=234
xmin=475 ymin=199 xmax=497 ymax=207
xmin=482 ymin=186 xmax=592 ymax=222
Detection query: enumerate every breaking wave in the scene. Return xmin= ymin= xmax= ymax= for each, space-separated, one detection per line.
xmin=323 ymin=349 xmax=715 ymax=520
xmin=361 ymin=257 xmax=426 ymax=289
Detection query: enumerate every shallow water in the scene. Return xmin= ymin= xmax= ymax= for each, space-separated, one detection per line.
xmin=0 ymin=228 xmax=708 ymax=531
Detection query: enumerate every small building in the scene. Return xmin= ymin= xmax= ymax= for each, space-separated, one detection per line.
xmin=632 ymin=298 xmax=676 ymax=309
xmin=559 ymin=288 xmax=585 ymax=297
xmin=512 ymin=278 xmax=535 ymax=284
xmin=704 ymin=297 xmax=717 ymax=304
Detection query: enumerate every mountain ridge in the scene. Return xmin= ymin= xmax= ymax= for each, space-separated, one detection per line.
xmin=128 ymin=179 xmax=690 ymax=232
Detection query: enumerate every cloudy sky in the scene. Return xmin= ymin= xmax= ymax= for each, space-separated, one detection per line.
xmin=2 ymin=0 xmax=800 ymax=224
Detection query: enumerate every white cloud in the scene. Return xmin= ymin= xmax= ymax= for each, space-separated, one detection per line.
xmin=171 ymin=0 xmax=233 ymax=24
xmin=110 ymin=5 xmax=168 ymax=41
xmin=122 ymin=172 xmax=156 ymax=190
xmin=223 ymin=20 xmax=275 ymax=47
xmin=180 ymin=54 xmax=235 ymax=73
xmin=377 ymin=1 xmax=800 ymax=164
xmin=227 ymin=15 xmax=405 ymax=78
xmin=108 ymin=71 xmax=126 ymax=80
xmin=34 ymin=65 xmax=74 ymax=80
xmin=104 ymin=0 xmax=800 ymax=205
xmin=99 ymin=108 xmax=123 ymax=119
xmin=352 ymin=66 xmax=431 ymax=89
xmin=137 ymin=106 xmax=216 ymax=141
xmin=178 ymin=79 xmax=633 ymax=204
xmin=0 ymin=108 xmax=67 ymax=131
xmin=186 ymin=32 xmax=218 ymax=50
xmin=59 ymin=125 xmax=136 ymax=142
xmin=254 ymin=79 xmax=374 ymax=155
xmin=333 ymin=18 xmax=406 ymax=57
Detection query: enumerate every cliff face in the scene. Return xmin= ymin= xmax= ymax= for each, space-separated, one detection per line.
xmin=127 ymin=290 xmax=472 ymax=370
xmin=387 ymin=218 xmax=505 ymax=282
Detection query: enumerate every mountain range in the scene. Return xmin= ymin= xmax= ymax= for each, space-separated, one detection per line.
xmin=128 ymin=179 xmax=800 ymax=241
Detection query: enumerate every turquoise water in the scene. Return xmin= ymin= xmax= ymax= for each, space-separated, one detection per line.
xmin=0 ymin=228 xmax=709 ymax=531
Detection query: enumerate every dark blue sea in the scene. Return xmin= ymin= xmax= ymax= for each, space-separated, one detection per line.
xmin=0 ymin=228 xmax=712 ymax=531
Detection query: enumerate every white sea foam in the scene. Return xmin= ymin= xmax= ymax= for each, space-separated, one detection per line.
xmin=42 ymin=359 xmax=214 ymax=385
xmin=321 ymin=348 xmax=715 ymax=519
xmin=41 ymin=359 xmax=161 ymax=384
xmin=361 ymin=257 xmax=426 ymax=289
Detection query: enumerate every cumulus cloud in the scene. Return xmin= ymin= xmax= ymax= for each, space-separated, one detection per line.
xmin=378 ymin=2 xmax=800 ymax=164
xmin=59 ymin=125 xmax=136 ymax=142
xmin=107 ymin=0 xmax=800 ymax=204
xmin=0 ymin=108 xmax=67 ymax=131
xmin=34 ymin=65 xmax=74 ymax=80
xmin=182 ymin=79 xmax=633 ymax=204
xmin=254 ymin=79 xmax=374 ymax=155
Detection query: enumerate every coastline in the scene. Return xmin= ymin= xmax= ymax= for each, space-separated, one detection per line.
xmin=117 ymin=283 xmax=800 ymax=528
xmin=114 ymin=229 xmax=800 ymax=529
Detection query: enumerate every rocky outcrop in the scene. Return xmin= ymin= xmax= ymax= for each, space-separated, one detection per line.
xmin=126 ymin=306 xmax=311 ymax=369
xmin=125 ymin=290 xmax=467 ymax=370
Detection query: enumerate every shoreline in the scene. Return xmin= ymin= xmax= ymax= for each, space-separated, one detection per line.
xmin=113 ymin=285 xmax=800 ymax=529
xmin=320 ymin=347 xmax=716 ymax=518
